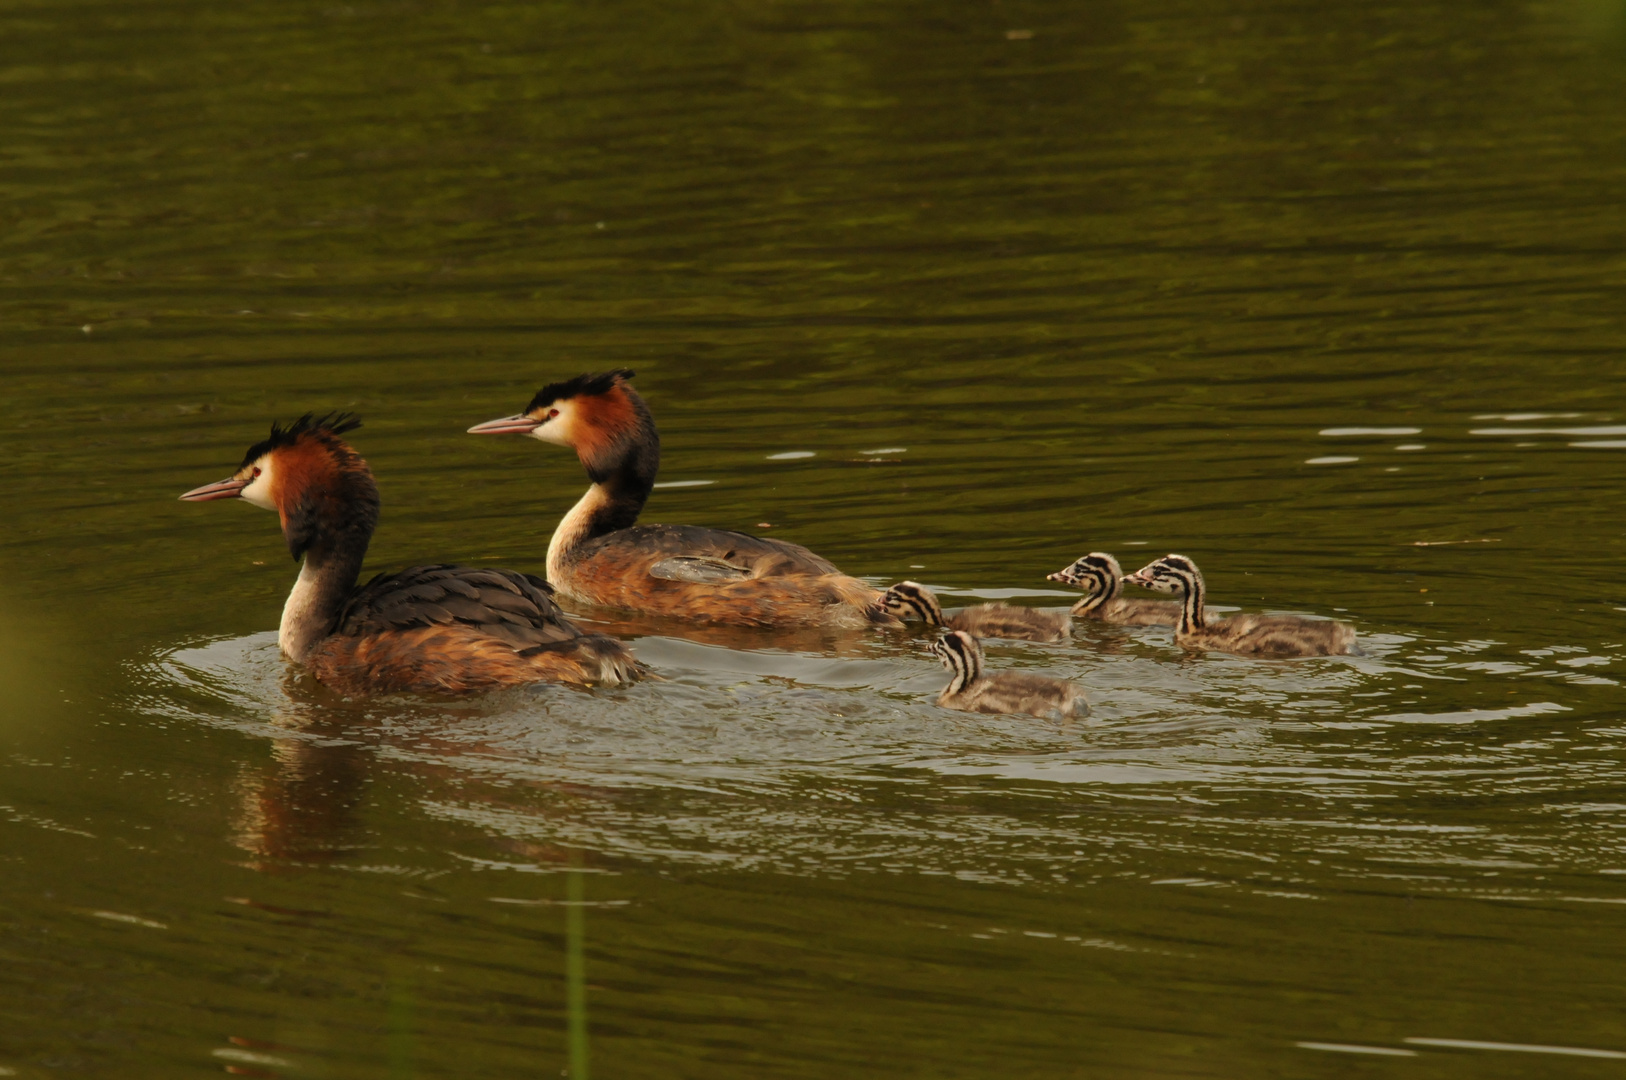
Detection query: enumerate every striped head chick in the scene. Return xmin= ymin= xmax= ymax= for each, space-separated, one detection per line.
xmin=1125 ymin=553 xmax=1358 ymax=658
xmin=879 ymin=581 xmax=948 ymax=627
xmin=928 ymin=628 xmax=982 ymax=696
xmin=1048 ymin=552 xmax=1123 ymax=613
xmin=1131 ymin=556 xmax=1209 ymax=624
xmin=927 ymin=630 xmax=1089 ymax=720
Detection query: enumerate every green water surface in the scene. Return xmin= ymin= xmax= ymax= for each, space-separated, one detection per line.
xmin=5 ymin=0 xmax=1626 ymax=1075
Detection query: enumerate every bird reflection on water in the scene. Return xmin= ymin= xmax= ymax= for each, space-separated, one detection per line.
xmin=232 ymin=725 xmax=370 ymax=870
xmin=147 ymin=622 xmax=1437 ymax=885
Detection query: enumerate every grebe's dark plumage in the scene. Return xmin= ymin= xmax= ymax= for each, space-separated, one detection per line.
xmin=181 ymin=415 xmax=644 ymax=695
xmin=469 ymin=370 xmax=896 ymax=629
xmin=1124 ymin=554 xmax=1359 ymax=658
xmin=1046 ymin=552 xmax=1184 ymax=626
xmin=880 ymin=581 xmax=1070 ymax=642
xmin=928 ymin=630 xmax=1089 ymax=720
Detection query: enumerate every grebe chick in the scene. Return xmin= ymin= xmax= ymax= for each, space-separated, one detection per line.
xmin=928 ymin=631 xmax=1089 ymax=720
xmin=180 ymin=414 xmax=644 ymax=696
xmin=1124 ymin=554 xmax=1359 ymax=658
xmin=469 ymin=370 xmax=896 ymax=630
xmin=880 ymin=581 xmax=1070 ymax=642
xmin=1046 ymin=552 xmax=1184 ymax=626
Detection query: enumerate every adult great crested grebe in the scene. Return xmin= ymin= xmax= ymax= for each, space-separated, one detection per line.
xmin=468 ymin=369 xmax=898 ymax=629
xmin=180 ymin=414 xmax=644 ymax=696
xmin=928 ymin=630 xmax=1090 ymax=720
xmin=1047 ymin=551 xmax=1184 ymax=626
xmin=1124 ymin=554 xmax=1359 ymax=658
xmin=879 ymin=581 xmax=1071 ymax=642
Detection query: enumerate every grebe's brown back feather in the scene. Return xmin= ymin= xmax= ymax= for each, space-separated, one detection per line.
xmin=571 ymin=525 xmax=879 ymax=629
xmin=333 ymin=565 xmax=575 ymax=646
xmin=609 ymin=524 xmax=843 ymax=580
xmin=312 ymin=565 xmax=641 ymax=695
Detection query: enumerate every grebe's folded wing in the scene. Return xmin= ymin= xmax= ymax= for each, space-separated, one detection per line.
xmin=648 ymin=556 xmax=754 ymax=583
xmin=336 ymin=564 xmax=584 ymax=648
xmin=585 ymin=524 xmax=844 ymax=581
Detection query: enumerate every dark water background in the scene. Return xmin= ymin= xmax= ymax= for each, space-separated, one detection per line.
xmin=6 ymin=0 xmax=1626 ymax=1075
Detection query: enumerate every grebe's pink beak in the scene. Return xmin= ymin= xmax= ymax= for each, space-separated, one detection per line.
xmin=179 ymin=476 xmax=249 ymax=502
xmin=1124 ymin=571 xmax=1151 ymax=587
xmin=1046 ymin=571 xmax=1074 ymax=584
xmin=467 ymin=413 xmax=542 ymax=435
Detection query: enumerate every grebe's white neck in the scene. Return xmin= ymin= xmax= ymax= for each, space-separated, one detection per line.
xmin=279 ymin=559 xmax=330 ymax=663
xmin=547 ymin=482 xmax=615 ymax=584
xmin=279 ymin=558 xmax=350 ymax=661
xmin=277 ymin=535 xmax=370 ymax=662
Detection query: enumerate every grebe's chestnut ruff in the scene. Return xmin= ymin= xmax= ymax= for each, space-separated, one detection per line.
xmin=1124 ymin=554 xmax=1359 ymax=658
xmin=180 ymin=414 xmax=644 ymax=695
xmin=928 ymin=630 xmax=1090 ymax=720
xmin=469 ymin=370 xmax=897 ymax=629
xmin=879 ymin=581 xmax=1070 ymax=642
xmin=1046 ymin=552 xmax=1184 ymax=626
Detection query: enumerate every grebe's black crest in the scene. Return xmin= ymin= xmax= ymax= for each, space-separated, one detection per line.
xmin=526 ymin=369 xmax=636 ymax=413
xmin=239 ymin=412 xmax=364 ymax=469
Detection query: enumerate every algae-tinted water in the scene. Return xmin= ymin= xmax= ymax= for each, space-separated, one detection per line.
xmin=5 ymin=0 xmax=1626 ymax=1075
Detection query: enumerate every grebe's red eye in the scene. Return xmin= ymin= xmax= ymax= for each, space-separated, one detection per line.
xmin=547 ymin=409 xmax=559 ymax=419
xmin=251 ymin=466 xmax=262 ymax=478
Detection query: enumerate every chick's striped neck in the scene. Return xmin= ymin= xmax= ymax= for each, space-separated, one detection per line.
xmin=940 ymin=636 xmax=982 ymax=694
xmin=1070 ymin=565 xmax=1120 ymax=614
xmin=1170 ymin=566 xmax=1206 ymax=634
